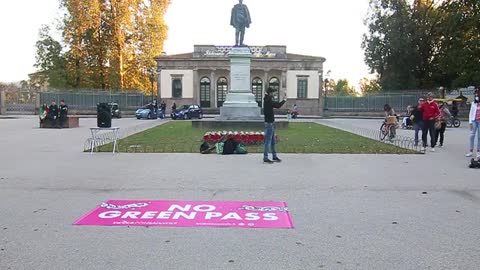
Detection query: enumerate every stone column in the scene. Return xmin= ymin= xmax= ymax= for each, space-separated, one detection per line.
xmin=0 ymin=90 xmax=5 ymax=115
xmin=193 ymin=69 xmax=200 ymax=104
xmin=218 ymin=47 xmax=261 ymax=120
xmin=281 ymin=70 xmax=287 ymax=100
xmin=318 ymin=71 xmax=324 ymax=115
xmin=210 ymin=70 xmax=216 ymax=108
xmin=263 ymin=70 xmax=269 ymax=105
xmin=156 ymin=66 xmax=162 ymax=100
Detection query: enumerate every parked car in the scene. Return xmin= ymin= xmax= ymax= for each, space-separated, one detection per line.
xmin=171 ymin=104 xmax=203 ymax=120
xmin=108 ymin=103 xmax=122 ymax=118
xmin=135 ymin=103 xmax=159 ymax=120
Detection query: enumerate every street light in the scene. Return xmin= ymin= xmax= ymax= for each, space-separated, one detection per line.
xmin=147 ymin=69 xmax=155 ymax=102
xmin=324 ymin=78 xmax=330 ymax=111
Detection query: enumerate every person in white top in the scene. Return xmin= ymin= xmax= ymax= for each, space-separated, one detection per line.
xmin=467 ymin=90 xmax=480 ymax=158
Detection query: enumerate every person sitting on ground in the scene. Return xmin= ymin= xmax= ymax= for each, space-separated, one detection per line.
xmin=402 ymin=105 xmax=413 ymax=128
xmin=291 ymin=104 xmax=299 ymax=119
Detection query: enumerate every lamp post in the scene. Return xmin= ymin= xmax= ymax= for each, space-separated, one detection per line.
xmin=147 ymin=69 xmax=155 ymax=102
xmin=324 ymin=78 xmax=330 ymax=111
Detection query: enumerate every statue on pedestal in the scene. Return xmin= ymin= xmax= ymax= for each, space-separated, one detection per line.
xmin=230 ymin=0 xmax=251 ymax=47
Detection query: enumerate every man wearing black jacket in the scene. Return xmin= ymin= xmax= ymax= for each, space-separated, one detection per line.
xmin=263 ymin=87 xmax=286 ymax=164
xmin=48 ymin=100 xmax=59 ymax=128
xmin=411 ymin=98 xmax=425 ymax=146
xmin=59 ymin=100 xmax=68 ymax=128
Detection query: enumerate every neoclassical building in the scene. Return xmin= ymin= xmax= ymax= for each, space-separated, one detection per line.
xmin=155 ymin=45 xmax=326 ymax=115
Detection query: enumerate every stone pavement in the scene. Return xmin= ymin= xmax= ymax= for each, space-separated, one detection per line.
xmin=1 ymin=117 xmax=479 ymax=270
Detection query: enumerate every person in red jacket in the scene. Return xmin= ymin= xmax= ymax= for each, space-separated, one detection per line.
xmin=419 ymin=92 xmax=441 ymax=152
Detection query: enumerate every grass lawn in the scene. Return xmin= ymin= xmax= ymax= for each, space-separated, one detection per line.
xmin=97 ymin=121 xmax=415 ymax=154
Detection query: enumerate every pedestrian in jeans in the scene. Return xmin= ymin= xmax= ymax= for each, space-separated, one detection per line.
xmin=263 ymin=87 xmax=286 ymax=164
xmin=466 ymin=91 xmax=480 ymax=158
xmin=411 ymin=98 xmax=425 ymax=146
xmin=419 ymin=92 xmax=440 ymax=152
xmin=435 ymin=103 xmax=451 ymax=148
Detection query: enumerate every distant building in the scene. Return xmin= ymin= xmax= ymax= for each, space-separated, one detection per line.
xmin=155 ymin=45 xmax=326 ymax=115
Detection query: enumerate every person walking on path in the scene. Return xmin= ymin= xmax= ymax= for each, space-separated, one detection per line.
xmin=411 ymin=98 xmax=425 ymax=146
xmin=263 ymin=87 xmax=286 ymax=164
xmin=419 ymin=92 xmax=441 ymax=152
xmin=466 ymin=91 xmax=480 ymax=158
xmin=435 ymin=103 xmax=451 ymax=148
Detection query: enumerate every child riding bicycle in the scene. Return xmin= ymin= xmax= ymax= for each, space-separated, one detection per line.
xmin=384 ymin=104 xmax=398 ymax=141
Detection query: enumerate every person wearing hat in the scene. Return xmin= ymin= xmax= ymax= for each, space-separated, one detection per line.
xmin=419 ymin=92 xmax=441 ymax=152
xmin=263 ymin=87 xmax=286 ymax=163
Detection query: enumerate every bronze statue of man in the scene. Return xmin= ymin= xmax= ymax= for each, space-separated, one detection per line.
xmin=230 ymin=0 xmax=252 ymax=47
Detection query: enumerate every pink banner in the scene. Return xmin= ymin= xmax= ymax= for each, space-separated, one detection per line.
xmin=74 ymin=200 xmax=294 ymax=229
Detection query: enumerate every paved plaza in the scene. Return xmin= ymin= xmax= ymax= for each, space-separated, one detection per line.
xmin=1 ymin=117 xmax=479 ymax=270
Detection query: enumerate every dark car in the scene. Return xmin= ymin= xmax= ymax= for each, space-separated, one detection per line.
xmin=108 ymin=103 xmax=122 ymax=118
xmin=171 ymin=104 xmax=203 ymax=120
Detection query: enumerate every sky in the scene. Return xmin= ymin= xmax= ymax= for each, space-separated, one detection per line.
xmin=0 ymin=0 xmax=373 ymax=88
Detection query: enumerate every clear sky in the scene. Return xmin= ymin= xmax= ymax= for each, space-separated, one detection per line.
xmin=0 ymin=0 xmax=373 ymax=87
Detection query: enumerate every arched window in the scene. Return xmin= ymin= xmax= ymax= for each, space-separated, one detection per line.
xmin=200 ymin=77 xmax=211 ymax=108
xmin=217 ymin=77 xmax=228 ymax=107
xmin=269 ymin=77 xmax=280 ymax=101
xmin=252 ymin=77 xmax=263 ymax=107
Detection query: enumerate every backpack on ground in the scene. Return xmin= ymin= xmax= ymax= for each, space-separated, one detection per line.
xmin=222 ymin=138 xmax=238 ymax=155
xmin=234 ymin=143 xmax=248 ymax=154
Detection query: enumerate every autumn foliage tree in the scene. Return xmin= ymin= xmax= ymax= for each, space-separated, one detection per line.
xmin=35 ymin=0 xmax=170 ymax=92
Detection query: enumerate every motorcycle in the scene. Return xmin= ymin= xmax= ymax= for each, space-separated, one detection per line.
xmin=446 ymin=116 xmax=461 ymax=128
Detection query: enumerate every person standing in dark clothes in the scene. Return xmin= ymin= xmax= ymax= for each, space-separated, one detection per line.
xmin=263 ymin=87 xmax=286 ymax=164
xmin=160 ymin=101 xmax=166 ymax=118
xmin=419 ymin=92 xmax=441 ymax=152
xmin=172 ymin=102 xmax=177 ymax=112
xmin=411 ymin=98 xmax=425 ymax=146
xmin=435 ymin=103 xmax=451 ymax=148
xmin=59 ymin=100 xmax=68 ymax=128
xmin=48 ymin=100 xmax=59 ymax=128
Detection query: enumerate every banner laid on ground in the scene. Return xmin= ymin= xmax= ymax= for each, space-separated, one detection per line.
xmin=74 ymin=200 xmax=294 ymax=229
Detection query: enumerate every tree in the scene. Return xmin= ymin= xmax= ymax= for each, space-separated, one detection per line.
xmin=333 ymin=79 xmax=358 ymax=96
xmin=359 ymin=77 xmax=382 ymax=94
xmin=362 ymin=0 xmax=480 ymax=90
xmin=34 ymin=25 xmax=68 ymax=88
xmin=35 ymin=0 xmax=171 ymax=92
xmin=435 ymin=0 xmax=480 ymax=88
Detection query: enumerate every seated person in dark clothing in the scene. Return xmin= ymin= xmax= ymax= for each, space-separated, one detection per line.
xmin=59 ymin=100 xmax=68 ymax=128
xmin=48 ymin=100 xmax=59 ymax=128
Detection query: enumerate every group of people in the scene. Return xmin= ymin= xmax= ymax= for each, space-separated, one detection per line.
xmin=40 ymin=100 xmax=68 ymax=128
xmin=385 ymin=92 xmax=452 ymax=151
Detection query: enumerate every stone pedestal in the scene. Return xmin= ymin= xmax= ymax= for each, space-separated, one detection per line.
xmin=0 ymin=90 xmax=5 ymax=115
xmin=218 ymin=47 xmax=262 ymax=120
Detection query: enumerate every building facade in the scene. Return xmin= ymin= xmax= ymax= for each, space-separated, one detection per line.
xmin=155 ymin=45 xmax=326 ymax=115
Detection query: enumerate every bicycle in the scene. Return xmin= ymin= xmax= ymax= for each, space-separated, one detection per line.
xmin=446 ymin=117 xmax=461 ymax=128
xmin=380 ymin=121 xmax=396 ymax=141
